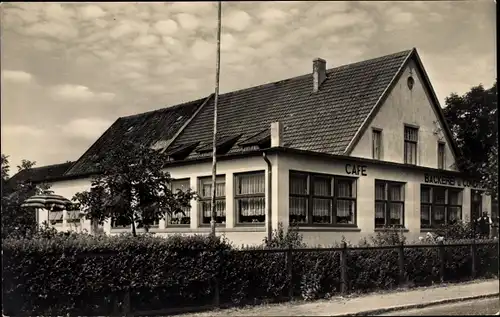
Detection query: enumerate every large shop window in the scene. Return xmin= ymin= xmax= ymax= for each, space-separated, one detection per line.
xmin=404 ymin=126 xmax=418 ymax=165
xmin=289 ymin=171 xmax=357 ymax=226
xmin=199 ymin=175 xmax=226 ymax=225
xmin=235 ymin=171 xmax=265 ymax=224
xmin=375 ymin=180 xmax=405 ymax=228
xmin=168 ymin=178 xmax=191 ymax=226
xmin=420 ymin=185 xmax=462 ymax=228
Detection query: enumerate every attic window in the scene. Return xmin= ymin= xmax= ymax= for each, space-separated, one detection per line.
xmin=407 ymin=76 xmax=414 ymax=90
xmin=197 ymin=135 xmax=242 ymax=154
xmin=125 ymin=126 xmax=135 ymax=134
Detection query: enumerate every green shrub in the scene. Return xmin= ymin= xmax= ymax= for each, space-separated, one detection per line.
xmin=2 ymin=225 xmax=498 ymax=316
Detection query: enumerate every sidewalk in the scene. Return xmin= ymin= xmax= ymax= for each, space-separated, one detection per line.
xmin=177 ymin=279 xmax=499 ymax=317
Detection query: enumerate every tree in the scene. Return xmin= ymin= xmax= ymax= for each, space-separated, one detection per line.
xmin=72 ymin=141 xmax=196 ymax=236
xmin=443 ymin=80 xmax=498 ymax=198
xmin=1 ymin=155 xmax=52 ymax=238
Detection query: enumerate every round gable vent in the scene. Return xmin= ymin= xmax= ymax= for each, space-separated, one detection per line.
xmin=407 ymin=76 xmax=415 ymax=90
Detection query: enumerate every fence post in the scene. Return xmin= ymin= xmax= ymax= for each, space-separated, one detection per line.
xmin=398 ymin=241 xmax=406 ymax=285
xmin=471 ymin=240 xmax=477 ymax=279
xmin=123 ymin=290 xmax=132 ymax=317
xmin=438 ymin=240 xmax=445 ymax=283
xmin=340 ymin=242 xmax=348 ymax=295
xmin=285 ymin=247 xmax=293 ymax=300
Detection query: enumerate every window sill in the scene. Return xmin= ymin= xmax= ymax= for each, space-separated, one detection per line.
xmin=149 ymin=227 xmax=266 ymax=233
xmin=375 ymin=228 xmax=409 ymax=233
xmin=420 ymin=228 xmax=438 ymax=232
xmin=297 ymin=226 xmax=360 ymax=232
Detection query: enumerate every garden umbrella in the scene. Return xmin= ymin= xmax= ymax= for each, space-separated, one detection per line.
xmin=22 ymin=193 xmax=81 ymax=225
xmin=21 ymin=193 xmax=77 ymax=211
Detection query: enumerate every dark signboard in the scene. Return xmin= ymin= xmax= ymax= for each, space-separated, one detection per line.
xmin=424 ymin=173 xmax=480 ymax=188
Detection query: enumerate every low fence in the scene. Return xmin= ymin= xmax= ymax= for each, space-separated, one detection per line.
xmin=78 ymin=240 xmax=499 ymax=316
xmin=3 ymin=240 xmax=498 ymax=316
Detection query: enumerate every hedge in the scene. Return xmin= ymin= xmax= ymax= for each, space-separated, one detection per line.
xmin=2 ymin=229 xmax=499 ymax=316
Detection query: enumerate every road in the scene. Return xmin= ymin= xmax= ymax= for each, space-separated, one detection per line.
xmin=380 ymin=297 xmax=499 ymax=316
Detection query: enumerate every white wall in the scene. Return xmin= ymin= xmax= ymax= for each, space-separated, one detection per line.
xmin=41 ymin=153 xmax=490 ymax=247
xmin=350 ymin=59 xmax=458 ymax=171
xmin=276 ymin=153 xmax=486 ymax=246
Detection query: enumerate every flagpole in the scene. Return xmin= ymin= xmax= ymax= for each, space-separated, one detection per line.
xmin=210 ymin=0 xmax=222 ymax=238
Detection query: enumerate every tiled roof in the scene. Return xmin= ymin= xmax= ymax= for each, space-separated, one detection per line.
xmin=169 ymin=49 xmax=412 ymax=160
xmin=8 ymin=161 xmax=74 ymax=185
xmin=65 ymin=97 xmax=208 ymax=176
xmin=47 ymin=49 xmax=417 ymax=179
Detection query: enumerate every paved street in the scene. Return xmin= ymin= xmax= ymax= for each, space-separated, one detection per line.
xmin=380 ymin=298 xmax=499 ymax=316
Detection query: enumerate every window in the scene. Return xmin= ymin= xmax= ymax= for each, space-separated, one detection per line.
xmin=49 ymin=211 xmax=63 ymax=225
xmin=437 ymin=142 xmax=445 ymax=169
xmin=420 ymin=185 xmax=463 ymax=228
xmin=168 ymin=178 xmax=191 ymax=226
xmin=375 ymin=180 xmax=405 ymax=228
xmin=404 ymin=126 xmax=418 ymax=165
xmin=289 ymin=171 xmax=356 ymax=226
xmin=372 ymin=129 xmax=382 ymax=159
xmin=198 ymin=176 xmax=226 ymax=225
xmin=66 ymin=210 xmax=81 ymax=224
xmin=111 ymin=216 xmax=131 ymax=229
xmin=235 ymin=172 xmax=265 ymax=224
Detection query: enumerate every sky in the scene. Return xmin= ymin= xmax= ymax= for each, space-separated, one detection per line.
xmin=1 ymin=1 xmax=496 ymax=174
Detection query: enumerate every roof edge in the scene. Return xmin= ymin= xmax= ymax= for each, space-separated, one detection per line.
xmin=37 ymin=146 xmax=481 ymax=185
xmin=63 ymin=118 xmax=121 ymax=176
xmin=160 ymin=93 xmax=213 ymax=154
xmin=343 ymin=48 xmax=414 ymax=155
xmin=411 ymin=50 xmax=463 ymax=168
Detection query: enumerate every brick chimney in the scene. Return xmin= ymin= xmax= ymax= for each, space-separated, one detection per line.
xmin=270 ymin=121 xmax=283 ymax=147
xmin=313 ymin=58 xmax=327 ymax=92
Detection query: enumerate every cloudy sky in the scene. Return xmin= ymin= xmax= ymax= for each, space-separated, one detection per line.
xmin=1 ymin=1 xmax=496 ymax=173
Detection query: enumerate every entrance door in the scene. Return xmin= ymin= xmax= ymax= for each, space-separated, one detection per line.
xmin=471 ymin=190 xmax=483 ymax=221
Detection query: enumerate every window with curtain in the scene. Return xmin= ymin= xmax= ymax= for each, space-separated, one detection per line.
xmin=199 ymin=175 xmax=226 ymax=225
xmin=372 ymin=129 xmax=382 ymax=160
xmin=404 ymin=126 xmax=418 ymax=165
xmin=289 ymin=171 xmax=357 ymax=226
xmin=437 ymin=142 xmax=445 ymax=169
xmin=420 ymin=185 xmax=463 ymax=228
xmin=375 ymin=180 xmax=405 ymax=228
xmin=235 ymin=171 xmax=265 ymax=224
xmin=168 ymin=178 xmax=191 ymax=226
xmin=289 ymin=172 xmax=309 ymax=224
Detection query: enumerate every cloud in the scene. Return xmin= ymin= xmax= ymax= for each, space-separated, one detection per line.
xmin=258 ymin=8 xmax=289 ymax=25
xmin=24 ymin=21 xmax=79 ymax=40
xmin=60 ymin=118 xmax=112 ymax=139
xmin=50 ymin=84 xmax=115 ymax=102
xmin=154 ymin=20 xmax=178 ymax=35
xmin=2 ymin=125 xmax=45 ymax=137
xmin=190 ymin=39 xmax=214 ymax=61
xmin=79 ymin=4 xmax=107 ymax=20
xmin=176 ymin=13 xmax=199 ymax=30
xmin=246 ymin=30 xmax=272 ymax=45
xmin=221 ymin=33 xmax=236 ymax=52
xmin=224 ymin=10 xmax=252 ymax=31
xmin=109 ymin=20 xmax=148 ymax=39
xmin=132 ymin=34 xmax=160 ymax=47
xmin=168 ymin=2 xmax=214 ymax=14
xmin=2 ymin=70 xmax=33 ymax=83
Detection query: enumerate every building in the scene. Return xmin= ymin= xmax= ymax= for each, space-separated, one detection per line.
xmin=15 ymin=48 xmax=491 ymax=246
